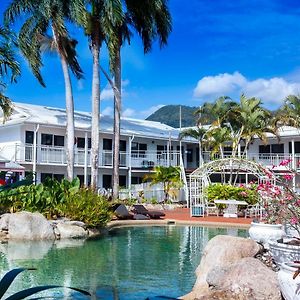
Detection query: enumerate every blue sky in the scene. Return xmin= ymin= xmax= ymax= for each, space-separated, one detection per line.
xmin=2 ymin=0 xmax=300 ymax=119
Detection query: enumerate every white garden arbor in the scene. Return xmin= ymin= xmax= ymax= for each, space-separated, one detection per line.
xmin=189 ymin=158 xmax=277 ymax=217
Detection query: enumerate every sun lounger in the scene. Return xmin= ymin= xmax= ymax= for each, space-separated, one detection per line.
xmin=133 ymin=204 xmax=165 ymax=219
xmin=114 ymin=204 xmax=150 ymax=220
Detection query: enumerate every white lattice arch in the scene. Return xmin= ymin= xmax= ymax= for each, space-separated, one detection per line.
xmin=189 ymin=158 xmax=276 ymax=216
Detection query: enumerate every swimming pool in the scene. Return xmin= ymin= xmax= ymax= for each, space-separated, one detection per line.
xmin=0 ymin=225 xmax=248 ymax=299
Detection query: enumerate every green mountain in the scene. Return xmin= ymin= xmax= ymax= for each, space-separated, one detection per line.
xmin=146 ymin=105 xmax=198 ymax=128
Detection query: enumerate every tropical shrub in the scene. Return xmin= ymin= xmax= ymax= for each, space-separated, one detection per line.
xmin=143 ymin=166 xmax=183 ymax=202
xmin=0 ymin=178 xmax=80 ymax=217
xmin=58 ymin=188 xmax=112 ymax=228
xmin=0 ymin=178 xmax=112 ymax=227
xmin=205 ymin=183 xmax=259 ymax=205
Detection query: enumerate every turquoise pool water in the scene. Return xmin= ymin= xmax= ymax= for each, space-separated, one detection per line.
xmin=0 ymin=226 xmax=247 ymax=299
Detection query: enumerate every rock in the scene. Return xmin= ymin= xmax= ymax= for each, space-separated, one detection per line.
xmin=183 ymin=235 xmax=262 ymax=299
xmin=0 ymin=240 xmax=53 ymax=260
xmin=64 ymin=220 xmax=86 ymax=228
xmin=203 ymin=257 xmax=281 ymax=300
xmin=8 ymin=212 xmax=55 ymax=240
xmin=0 ymin=214 xmax=10 ymax=231
xmin=56 ymin=223 xmax=88 ymax=239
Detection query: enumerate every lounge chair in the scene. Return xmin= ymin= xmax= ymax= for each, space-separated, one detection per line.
xmin=133 ymin=204 xmax=165 ymax=219
xmin=114 ymin=204 xmax=150 ymax=220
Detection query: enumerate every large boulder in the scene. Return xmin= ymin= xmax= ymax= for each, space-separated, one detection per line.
xmin=201 ymin=257 xmax=281 ymax=300
xmin=7 ymin=212 xmax=55 ymax=240
xmin=55 ymin=223 xmax=88 ymax=239
xmin=183 ymin=235 xmax=262 ymax=299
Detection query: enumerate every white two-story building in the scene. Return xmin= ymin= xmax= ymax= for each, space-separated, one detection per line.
xmin=0 ymin=102 xmax=200 ymax=189
xmin=1 ymin=102 xmax=300 ymax=191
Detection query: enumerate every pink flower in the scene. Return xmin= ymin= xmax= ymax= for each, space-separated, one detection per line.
xmin=291 ymin=217 xmax=299 ymax=225
xmin=283 ymin=174 xmax=294 ymax=181
xmin=240 ymin=191 xmax=248 ymax=197
xmin=279 ymin=159 xmax=292 ymax=166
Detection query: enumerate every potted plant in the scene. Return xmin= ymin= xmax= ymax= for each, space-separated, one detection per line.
xmin=278 ymin=262 xmax=300 ymax=300
xmin=248 ymin=178 xmax=286 ymax=249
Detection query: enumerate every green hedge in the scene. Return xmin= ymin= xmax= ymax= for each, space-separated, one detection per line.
xmin=0 ymin=178 xmax=112 ymax=227
xmin=205 ymin=183 xmax=259 ymax=205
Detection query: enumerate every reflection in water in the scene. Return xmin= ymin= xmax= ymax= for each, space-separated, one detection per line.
xmin=0 ymin=226 xmax=247 ymax=299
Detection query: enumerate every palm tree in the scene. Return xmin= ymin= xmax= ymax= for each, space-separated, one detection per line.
xmin=275 ymin=95 xmax=300 ymax=128
xmin=143 ymin=166 xmax=182 ymax=203
xmin=103 ymin=0 xmax=172 ymax=199
xmin=205 ymin=126 xmax=231 ymax=159
xmin=229 ymin=94 xmax=277 ymax=156
xmin=0 ymin=26 xmax=20 ymax=122
xmin=179 ymin=126 xmax=207 ymax=167
xmin=73 ymin=0 xmax=124 ymax=189
xmin=196 ymin=96 xmax=237 ymax=127
xmin=5 ymin=0 xmax=83 ymax=180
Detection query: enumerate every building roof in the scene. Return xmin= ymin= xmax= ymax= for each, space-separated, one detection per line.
xmin=1 ymin=102 xmax=194 ymax=141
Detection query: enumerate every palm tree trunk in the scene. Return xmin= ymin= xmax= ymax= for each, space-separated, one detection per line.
xmin=91 ymin=35 xmax=101 ymax=190
xmin=52 ymin=26 xmax=75 ymax=181
xmin=112 ymin=45 xmax=121 ymax=199
xmin=60 ymin=56 xmax=75 ymax=181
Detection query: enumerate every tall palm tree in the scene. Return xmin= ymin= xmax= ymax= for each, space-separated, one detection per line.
xmin=107 ymin=0 xmax=172 ymax=199
xmin=205 ymin=126 xmax=231 ymax=159
xmin=196 ymin=96 xmax=237 ymax=127
xmin=5 ymin=0 xmax=83 ymax=180
xmin=275 ymin=95 xmax=300 ymax=128
xmin=0 ymin=26 xmax=20 ymax=122
xmin=229 ymin=94 xmax=277 ymax=156
xmin=179 ymin=127 xmax=207 ymax=167
xmin=73 ymin=0 xmax=124 ymax=190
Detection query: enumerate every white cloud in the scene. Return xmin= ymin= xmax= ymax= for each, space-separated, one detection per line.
xmin=121 ymin=104 xmax=165 ymax=119
xmin=102 ymin=104 xmax=165 ymax=120
xmin=102 ymin=106 xmax=113 ymax=116
xmin=100 ymin=79 xmax=130 ymax=101
xmin=193 ymin=71 xmax=300 ymax=104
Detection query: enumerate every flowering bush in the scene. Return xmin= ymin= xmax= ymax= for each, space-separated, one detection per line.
xmin=257 ymin=161 xmax=300 ymax=236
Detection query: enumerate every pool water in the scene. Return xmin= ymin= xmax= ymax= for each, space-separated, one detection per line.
xmin=0 ymin=226 xmax=248 ymax=299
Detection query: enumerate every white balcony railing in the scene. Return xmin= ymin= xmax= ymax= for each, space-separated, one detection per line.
xmin=8 ymin=144 xmax=181 ymax=168
xmin=2 ymin=143 xmax=300 ymax=170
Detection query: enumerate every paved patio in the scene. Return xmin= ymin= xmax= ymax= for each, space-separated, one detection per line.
xmin=163 ymin=208 xmax=253 ymax=226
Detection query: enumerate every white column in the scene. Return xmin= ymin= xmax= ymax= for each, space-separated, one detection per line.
xmin=33 ymin=124 xmax=39 ymax=183
xmin=292 ymin=139 xmax=296 ymax=190
xmin=128 ymin=136 xmax=134 ymax=192
xmin=84 ymin=132 xmax=88 ymax=186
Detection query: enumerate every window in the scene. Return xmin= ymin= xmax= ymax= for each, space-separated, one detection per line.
xmin=271 ymin=143 xmax=284 ymax=154
xmin=119 ymin=175 xmax=127 ymax=188
xmin=41 ymin=134 xmax=53 ymax=146
xmin=77 ymin=137 xmax=91 ymax=149
xmin=132 ymin=176 xmax=143 ymax=184
xmin=54 ymin=135 xmax=64 ymax=147
xmin=25 ymin=131 xmax=34 ymax=144
xmin=120 ymin=140 xmax=126 ymax=152
xmin=132 ymin=142 xmax=147 ymax=157
xmin=53 ymin=174 xmax=64 ymax=181
xmin=103 ymin=139 xmax=112 ymax=150
xmin=41 ymin=173 xmax=52 ymax=182
xmin=103 ymin=175 xmax=112 ymax=189
xmin=289 ymin=142 xmax=300 ymax=154
xmin=187 ymin=149 xmax=193 ymax=162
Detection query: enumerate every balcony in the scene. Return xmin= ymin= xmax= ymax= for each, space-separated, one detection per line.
xmin=2 ymin=143 xmax=299 ymax=170
xmin=8 ymin=144 xmax=181 ymax=169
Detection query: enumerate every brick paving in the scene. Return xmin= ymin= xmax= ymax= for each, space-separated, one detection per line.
xmin=163 ymin=208 xmax=253 ymax=225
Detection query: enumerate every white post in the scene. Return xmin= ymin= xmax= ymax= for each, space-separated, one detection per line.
xmin=84 ymin=132 xmax=88 ymax=186
xmin=292 ymin=139 xmax=296 ymax=191
xmin=33 ymin=124 xmax=39 ymax=183
xmin=179 ymin=105 xmax=182 ymax=163
xmin=128 ymin=136 xmax=134 ymax=193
